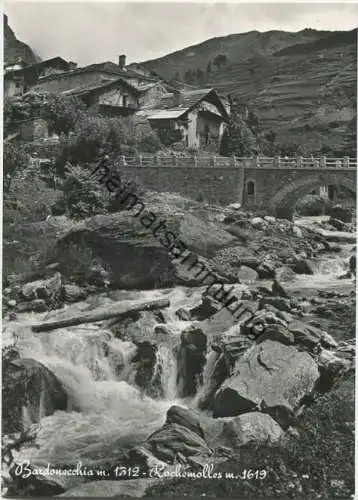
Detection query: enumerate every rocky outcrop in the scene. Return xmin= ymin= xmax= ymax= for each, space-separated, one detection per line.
xmin=4 ymin=14 xmax=40 ymax=66
xmin=2 ymin=357 xmax=68 ymax=433
xmin=212 ymin=340 xmax=320 ymax=427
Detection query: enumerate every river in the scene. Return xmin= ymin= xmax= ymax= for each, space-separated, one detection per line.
xmin=3 ymin=216 xmax=355 ymax=478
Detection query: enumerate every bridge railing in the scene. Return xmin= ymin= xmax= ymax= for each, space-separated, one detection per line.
xmin=114 ymin=154 xmax=357 ymax=169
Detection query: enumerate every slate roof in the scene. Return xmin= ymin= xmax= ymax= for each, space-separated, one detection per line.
xmin=5 ymin=57 xmax=72 ymax=77
xmin=137 ymin=88 xmax=229 ymax=121
xmin=36 ymin=62 xmax=160 ymax=85
xmin=146 ymin=109 xmax=187 ymax=120
xmin=159 ymin=88 xmax=215 ymax=110
xmin=61 ymin=77 xmax=140 ymax=97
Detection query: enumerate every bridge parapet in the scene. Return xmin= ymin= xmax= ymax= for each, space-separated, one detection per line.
xmin=114 ymin=154 xmax=357 ymax=170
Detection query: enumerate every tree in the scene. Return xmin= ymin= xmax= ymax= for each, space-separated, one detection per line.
xmin=222 ymin=111 xmax=259 ymax=157
xmin=259 ymin=130 xmax=279 ymax=156
xmin=41 ymin=93 xmax=85 ymax=136
xmin=3 ymin=142 xmax=29 ymax=194
xmin=213 ymin=54 xmax=228 ymax=70
xmin=247 ymin=109 xmax=260 ymax=133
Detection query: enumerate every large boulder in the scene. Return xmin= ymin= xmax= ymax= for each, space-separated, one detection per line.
xmin=287 ymin=320 xmax=323 ymax=350
xmin=21 ymin=272 xmax=64 ymax=306
xmin=255 ymin=324 xmax=295 ymax=346
xmin=221 ymin=412 xmax=284 ymax=448
xmin=2 ymin=357 xmax=68 ymax=433
xmin=212 ymin=340 xmax=320 ymax=427
xmin=291 ymin=259 xmax=314 ymax=275
xmin=257 ymin=260 xmax=276 ymax=279
xmin=317 ymin=349 xmax=354 ymax=392
xmin=237 ymin=266 xmax=259 ymax=283
xmin=177 ymin=325 xmax=207 ymax=397
xmin=275 ymin=266 xmax=296 ymax=283
xmin=132 ymin=341 xmax=158 ymax=397
xmin=142 ymin=410 xmax=212 ymax=466
xmin=196 ymin=335 xmax=253 ymax=410
xmin=189 ymin=296 xmax=221 ymax=321
xmin=326 ymin=205 xmax=352 ymax=223
xmin=55 ymin=210 xmax=236 ymax=290
xmin=260 ymin=296 xmax=292 ymax=313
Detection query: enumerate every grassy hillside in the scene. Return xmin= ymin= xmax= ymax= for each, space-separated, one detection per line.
xmin=142 ymin=29 xmax=357 ymax=154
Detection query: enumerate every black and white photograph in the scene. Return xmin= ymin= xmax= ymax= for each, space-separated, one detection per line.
xmin=2 ymin=1 xmax=357 ymax=498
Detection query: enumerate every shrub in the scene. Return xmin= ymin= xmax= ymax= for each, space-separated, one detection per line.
xmin=59 ymin=163 xmax=109 ymax=219
xmin=56 ymin=114 xmax=162 ymax=175
xmin=3 ymin=163 xmax=63 ymax=285
xmin=126 ymin=118 xmax=163 ymax=153
xmin=4 ymin=171 xmax=60 ymax=226
xmin=3 ymin=142 xmax=29 ymax=194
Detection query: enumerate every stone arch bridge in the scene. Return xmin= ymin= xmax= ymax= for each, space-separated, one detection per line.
xmin=242 ymin=157 xmax=356 ymax=219
xmin=118 ymin=155 xmax=356 ymax=220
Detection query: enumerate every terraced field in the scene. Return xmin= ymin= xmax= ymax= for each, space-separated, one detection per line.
xmin=144 ymin=29 xmax=357 ymax=154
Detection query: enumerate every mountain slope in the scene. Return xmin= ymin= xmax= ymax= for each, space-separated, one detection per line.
xmin=142 ymin=29 xmax=357 ymax=154
xmin=4 ymin=14 xmax=40 ymax=66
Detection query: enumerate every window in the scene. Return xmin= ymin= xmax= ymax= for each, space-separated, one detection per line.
xmin=122 ymin=95 xmax=128 ymax=107
xmin=247 ymin=180 xmax=255 ymax=196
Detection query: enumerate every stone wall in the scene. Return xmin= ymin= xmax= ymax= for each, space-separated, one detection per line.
xmin=139 ymin=83 xmax=168 ymax=109
xmin=19 ymin=118 xmax=48 ymax=141
xmin=117 ymin=160 xmax=355 ymax=216
xmin=120 ymin=164 xmax=245 ymax=205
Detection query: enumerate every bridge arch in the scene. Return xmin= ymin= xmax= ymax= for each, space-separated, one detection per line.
xmin=267 ymin=172 xmax=356 ymax=220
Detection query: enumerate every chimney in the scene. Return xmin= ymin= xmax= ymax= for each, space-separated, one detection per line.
xmin=4 ymin=13 xmax=8 ymax=26
xmin=173 ymin=91 xmax=183 ymax=107
xmin=229 ymin=97 xmax=240 ymax=117
xmin=118 ymin=54 xmax=126 ymax=69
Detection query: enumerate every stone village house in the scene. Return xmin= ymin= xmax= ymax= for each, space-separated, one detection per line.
xmin=136 ymin=88 xmax=229 ymax=151
xmin=4 ymin=57 xmax=77 ymax=98
xmin=6 ymin=53 xmax=230 ymax=152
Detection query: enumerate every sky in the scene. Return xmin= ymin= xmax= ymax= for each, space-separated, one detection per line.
xmin=4 ymin=2 xmax=358 ymax=65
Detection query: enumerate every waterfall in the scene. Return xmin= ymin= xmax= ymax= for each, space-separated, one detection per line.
xmin=151 ymin=344 xmax=178 ymax=400
xmin=6 ymin=321 xmax=175 ymax=465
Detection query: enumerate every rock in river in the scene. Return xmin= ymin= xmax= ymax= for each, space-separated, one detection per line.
xmin=212 ymin=340 xmax=319 ymax=427
xmin=2 ymin=357 xmax=68 ymax=433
